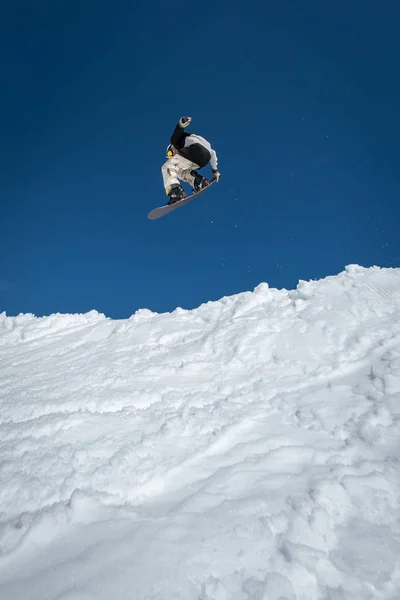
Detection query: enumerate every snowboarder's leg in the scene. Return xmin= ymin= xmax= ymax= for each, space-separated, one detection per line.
xmin=161 ymin=155 xmax=201 ymax=202
xmin=191 ymin=170 xmax=209 ymax=193
xmin=176 ymin=146 xmax=211 ymax=192
xmin=173 ymin=159 xmax=208 ymax=192
xmin=161 ymin=159 xmax=180 ymax=194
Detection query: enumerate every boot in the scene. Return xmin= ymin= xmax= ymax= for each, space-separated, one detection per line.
xmin=167 ymin=184 xmax=186 ymax=205
xmin=191 ymin=171 xmax=209 ymax=193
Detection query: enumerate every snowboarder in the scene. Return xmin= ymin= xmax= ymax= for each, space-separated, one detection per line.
xmin=162 ymin=117 xmax=220 ymax=205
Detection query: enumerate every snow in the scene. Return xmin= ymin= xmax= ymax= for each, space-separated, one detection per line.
xmin=1 ymin=265 xmax=400 ymax=600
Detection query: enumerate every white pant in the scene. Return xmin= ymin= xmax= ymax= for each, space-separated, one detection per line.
xmin=161 ymin=155 xmax=200 ymax=195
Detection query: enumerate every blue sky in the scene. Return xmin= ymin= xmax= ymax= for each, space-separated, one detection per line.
xmin=1 ymin=0 xmax=399 ymax=318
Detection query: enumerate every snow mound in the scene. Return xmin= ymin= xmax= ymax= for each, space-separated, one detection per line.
xmin=0 ymin=265 xmax=400 ymax=599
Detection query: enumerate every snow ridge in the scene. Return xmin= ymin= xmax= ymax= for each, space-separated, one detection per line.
xmin=0 ymin=265 xmax=400 ymax=600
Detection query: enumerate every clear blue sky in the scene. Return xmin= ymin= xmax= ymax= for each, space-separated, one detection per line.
xmin=1 ymin=0 xmax=399 ymax=318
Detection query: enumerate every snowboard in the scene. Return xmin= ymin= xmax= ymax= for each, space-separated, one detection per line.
xmin=147 ymin=177 xmax=217 ymax=220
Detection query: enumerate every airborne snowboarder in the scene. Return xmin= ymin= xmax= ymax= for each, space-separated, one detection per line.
xmin=162 ymin=117 xmax=220 ymax=205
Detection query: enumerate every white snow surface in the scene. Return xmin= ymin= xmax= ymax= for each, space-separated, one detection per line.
xmin=1 ymin=265 xmax=400 ymax=600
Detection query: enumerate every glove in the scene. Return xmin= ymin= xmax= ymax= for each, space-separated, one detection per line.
xmin=212 ymin=169 xmax=221 ymax=182
xmin=179 ymin=116 xmax=192 ymax=128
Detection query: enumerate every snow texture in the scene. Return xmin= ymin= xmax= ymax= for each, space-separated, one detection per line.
xmin=0 ymin=265 xmax=400 ymax=600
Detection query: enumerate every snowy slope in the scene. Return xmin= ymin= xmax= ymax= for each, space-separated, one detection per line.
xmin=0 ymin=265 xmax=400 ymax=600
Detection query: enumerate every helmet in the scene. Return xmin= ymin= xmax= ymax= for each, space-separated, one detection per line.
xmin=166 ymin=144 xmax=174 ymax=158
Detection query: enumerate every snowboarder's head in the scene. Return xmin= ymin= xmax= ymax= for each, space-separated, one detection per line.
xmin=166 ymin=144 xmax=177 ymax=158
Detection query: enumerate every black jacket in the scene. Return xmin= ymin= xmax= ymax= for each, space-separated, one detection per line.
xmin=170 ymin=123 xmax=218 ymax=170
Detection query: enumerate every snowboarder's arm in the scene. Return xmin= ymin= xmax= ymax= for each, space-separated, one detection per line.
xmin=210 ymin=148 xmax=218 ymax=171
xmin=210 ymin=148 xmax=220 ymax=181
xmin=170 ymin=122 xmax=190 ymax=148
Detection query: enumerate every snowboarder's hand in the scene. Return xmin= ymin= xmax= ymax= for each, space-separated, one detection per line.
xmin=179 ymin=116 xmax=192 ymax=128
xmin=212 ymin=169 xmax=220 ymax=182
